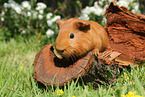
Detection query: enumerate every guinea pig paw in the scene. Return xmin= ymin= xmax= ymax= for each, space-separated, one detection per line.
xmin=93 ymin=49 xmax=100 ymax=57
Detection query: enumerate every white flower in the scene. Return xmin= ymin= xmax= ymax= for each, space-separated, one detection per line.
xmin=14 ymin=6 xmax=22 ymax=14
xmin=131 ymin=9 xmax=136 ymax=14
xmin=82 ymin=6 xmax=91 ymax=14
xmin=116 ymin=1 xmax=129 ymax=8
xmin=94 ymin=2 xmax=99 ymax=8
xmin=27 ymin=11 xmax=31 ymax=16
xmin=116 ymin=0 xmax=140 ymax=14
xmin=108 ymin=0 xmax=114 ymax=2
xmin=4 ymin=3 xmax=10 ymax=7
xmin=46 ymin=29 xmax=54 ymax=38
xmin=81 ymin=2 xmax=104 ymax=16
xmin=21 ymin=30 xmax=26 ymax=34
xmin=32 ymin=11 xmax=38 ymax=19
xmin=51 ymin=16 xmax=61 ymax=22
xmin=134 ymin=3 xmax=140 ymax=13
xmin=7 ymin=0 xmax=22 ymax=14
xmin=95 ymin=7 xmax=104 ymax=16
xmin=47 ymin=15 xmax=61 ymax=26
xmin=94 ymin=2 xmax=104 ymax=15
xmin=36 ymin=3 xmax=47 ymax=10
xmin=22 ymin=1 xmax=31 ymax=10
xmin=101 ymin=17 xmax=107 ymax=26
xmin=1 ymin=17 xmax=4 ymax=21
xmin=46 ymin=13 xmax=53 ymax=19
xmin=39 ymin=10 xmax=44 ymax=14
xmin=1 ymin=11 xmax=5 ymax=15
xmin=47 ymin=20 xmax=53 ymax=26
xmin=38 ymin=14 xmax=43 ymax=19
xmin=78 ymin=14 xmax=90 ymax=20
xmin=134 ymin=3 xmax=139 ymax=10
xmin=90 ymin=6 xmax=104 ymax=16
xmin=89 ymin=7 xmax=97 ymax=13
xmin=131 ymin=9 xmax=141 ymax=14
xmin=98 ymin=1 xmax=103 ymax=6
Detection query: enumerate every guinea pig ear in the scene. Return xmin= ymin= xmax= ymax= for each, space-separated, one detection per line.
xmin=56 ymin=19 xmax=64 ymax=28
xmin=76 ymin=21 xmax=90 ymax=32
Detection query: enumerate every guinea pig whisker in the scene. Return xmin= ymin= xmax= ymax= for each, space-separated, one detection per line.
xmin=70 ymin=55 xmax=75 ymax=63
xmin=68 ymin=48 xmax=78 ymax=63
xmin=73 ymin=53 xmax=78 ymax=61
xmin=71 ymin=48 xmax=78 ymax=58
xmin=69 ymin=51 xmax=76 ymax=63
xmin=64 ymin=49 xmax=75 ymax=63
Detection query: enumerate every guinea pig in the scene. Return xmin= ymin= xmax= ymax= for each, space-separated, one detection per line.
xmin=54 ymin=18 xmax=109 ymax=59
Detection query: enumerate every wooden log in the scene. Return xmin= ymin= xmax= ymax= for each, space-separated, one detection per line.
xmin=33 ymin=44 xmax=123 ymax=88
xmin=104 ymin=1 xmax=145 ymax=62
xmin=33 ymin=44 xmax=94 ymax=86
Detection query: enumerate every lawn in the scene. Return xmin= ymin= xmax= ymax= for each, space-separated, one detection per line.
xmin=0 ymin=36 xmax=145 ymax=97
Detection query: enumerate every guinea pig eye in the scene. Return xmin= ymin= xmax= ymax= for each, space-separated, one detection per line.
xmin=70 ymin=33 xmax=74 ymax=39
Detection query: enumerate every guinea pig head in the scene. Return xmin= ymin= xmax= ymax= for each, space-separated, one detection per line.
xmin=55 ymin=19 xmax=92 ymax=59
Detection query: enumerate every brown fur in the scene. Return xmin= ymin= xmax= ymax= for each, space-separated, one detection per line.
xmin=55 ymin=18 xmax=109 ymax=58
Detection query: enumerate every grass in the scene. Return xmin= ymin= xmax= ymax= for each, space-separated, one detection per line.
xmin=0 ymin=36 xmax=145 ymax=97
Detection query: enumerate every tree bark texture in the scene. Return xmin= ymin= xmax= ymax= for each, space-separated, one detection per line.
xmin=104 ymin=1 xmax=145 ymax=62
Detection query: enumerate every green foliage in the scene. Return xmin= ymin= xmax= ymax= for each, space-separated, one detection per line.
xmin=0 ymin=0 xmax=60 ymax=39
xmin=0 ymin=26 xmax=12 ymax=41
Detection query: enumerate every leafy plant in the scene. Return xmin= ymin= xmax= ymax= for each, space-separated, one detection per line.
xmin=0 ymin=0 xmax=60 ymax=39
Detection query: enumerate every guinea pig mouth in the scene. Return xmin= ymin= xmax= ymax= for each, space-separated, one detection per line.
xmin=54 ymin=48 xmax=63 ymax=59
xmin=58 ymin=50 xmax=69 ymax=58
xmin=55 ymin=46 xmax=88 ymax=61
xmin=54 ymin=49 xmax=72 ymax=59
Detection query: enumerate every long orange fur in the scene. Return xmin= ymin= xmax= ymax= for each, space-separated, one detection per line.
xmin=55 ymin=18 xmax=109 ymax=59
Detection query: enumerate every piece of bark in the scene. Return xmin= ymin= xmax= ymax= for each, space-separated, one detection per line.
xmin=33 ymin=44 xmax=94 ymax=86
xmin=104 ymin=1 xmax=145 ymax=62
xmin=33 ymin=44 xmax=124 ymax=88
